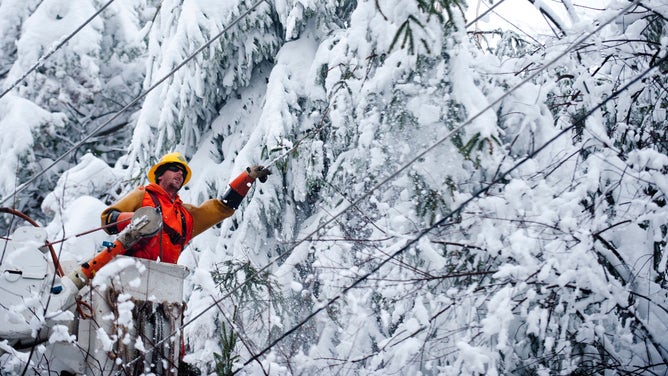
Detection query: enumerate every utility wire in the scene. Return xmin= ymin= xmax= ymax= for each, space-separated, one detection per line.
xmin=112 ymin=0 xmax=646 ymax=371
xmin=309 ymin=52 xmax=668 ymax=369
xmin=0 ymin=0 xmax=267 ymax=206
xmin=0 ymin=0 xmax=116 ymax=101
xmin=234 ymin=0 xmax=643 ymax=369
xmin=122 ymin=0 xmax=642 ymax=370
xmin=466 ymin=0 xmax=508 ymax=29
xmin=261 ymin=0 xmax=643 ymax=283
xmin=164 ymin=0 xmax=646 ymax=369
xmin=103 ymin=0 xmax=641 ymax=371
xmin=241 ymin=30 xmax=662 ymax=372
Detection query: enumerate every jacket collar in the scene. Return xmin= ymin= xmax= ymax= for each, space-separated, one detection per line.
xmin=145 ymin=183 xmax=182 ymax=204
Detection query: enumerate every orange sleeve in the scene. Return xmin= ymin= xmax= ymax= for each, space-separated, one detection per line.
xmin=185 ymin=199 xmax=235 ymax=238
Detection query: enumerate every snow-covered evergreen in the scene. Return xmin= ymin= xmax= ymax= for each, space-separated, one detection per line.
xmin=0 ymin=0 xmax=667 ymax=374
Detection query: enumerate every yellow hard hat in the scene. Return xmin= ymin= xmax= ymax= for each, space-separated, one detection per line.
xmin=147 ymin=152 xmax=192 ymax=185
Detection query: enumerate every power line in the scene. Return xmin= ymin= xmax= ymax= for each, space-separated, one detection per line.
xmin=236 ymin=0 xmax=645 ymax=369
xmin=242 ymin=39 xmax=661 ymax=374
xmin=115 ymin=0 xmax=643 ymax=371
xmin=7 ymin=0 xmax=639 ymax=371
xmin=264 ymin=0 xmax=643 ymax=281
xmin=0 ymin=0 xmax=268 ymax=206
xmin=0 ymin=0 xmax=271 ymax=373
xmin=112 ymin=0 xmax=645 ymax=370
xmin=313 ymin=52 xmax=668 ymax=369
xmin=0 ymin=0 xmax=116 ymax=101
xmin=466 ymin=0 xmax=508 ymax=29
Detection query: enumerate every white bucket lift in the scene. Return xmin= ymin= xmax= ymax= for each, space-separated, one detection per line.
xmin=77 ymin=256 xmax=189 ymax=375
xmin=0 ymin=207 xmax=190 ymax=375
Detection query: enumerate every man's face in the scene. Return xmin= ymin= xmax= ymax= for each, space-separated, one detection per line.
xmin=157 ymin=164 xmax=186 ymax=192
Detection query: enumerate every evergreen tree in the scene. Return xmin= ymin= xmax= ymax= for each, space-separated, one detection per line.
xmin=0 ymin=0 xmax=150 ymax=229
xmin=0 ymin=0 xmax=667 ymax=374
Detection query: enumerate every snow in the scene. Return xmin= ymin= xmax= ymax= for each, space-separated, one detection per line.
xmin=6 ymin=0 xmax=102 ymax=87
xmin=454 ymin=341 xmax=492 ymax=375
xmin=48 ymin=325 xmax=75 ymax=344
xmin=0 ymin=0 xmax=667 ymax=375
xmin=0 ymin=95 xmax=66 ymax=193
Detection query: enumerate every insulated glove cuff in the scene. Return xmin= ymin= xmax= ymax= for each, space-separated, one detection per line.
xmin=104 ymin=210 xmax=134 ymax=234
xmin=221 ymin=170 xmax=255 ymax=209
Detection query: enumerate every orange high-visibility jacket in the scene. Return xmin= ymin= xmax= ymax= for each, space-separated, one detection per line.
xmin=100 ymin=183 xmax=235 ymax=263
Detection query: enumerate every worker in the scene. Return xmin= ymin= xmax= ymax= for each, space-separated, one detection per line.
xmin=100 ymin=152 xmax=270 ymax=263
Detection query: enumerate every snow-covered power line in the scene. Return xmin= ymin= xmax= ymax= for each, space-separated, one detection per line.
xmin=112 ymin=0 xmax=647 ymax=371
xmin=232 ymin=0 xmax=646 ymax=369
xmin=278 ymin=52 xmax=668 ymax=368
xmin=0 ymin=0 xmax=268 ymax=206
xmin=108 ymin=0 xmax=645 ymax=370
xmin=242 ymin=40 xmax=662 ymax=375
xmin=268 ymin=0 xmax=646 ymax=285
xmin=0 ymin=0 xmax=116 ymax=101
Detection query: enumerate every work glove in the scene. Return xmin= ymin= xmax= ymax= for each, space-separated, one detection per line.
xmin=247 ymin=165 xmax=271 ymax=183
